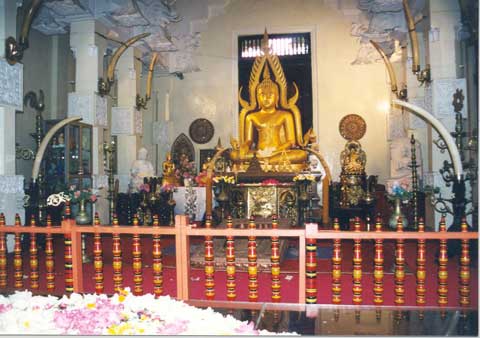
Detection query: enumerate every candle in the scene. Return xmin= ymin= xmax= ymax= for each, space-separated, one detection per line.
xmin=393 ymin=99 xmax=463 ymax=179
xmin=165 ymin=92 xmax=170 ymax=121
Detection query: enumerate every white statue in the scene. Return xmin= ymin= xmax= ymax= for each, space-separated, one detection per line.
xmin=129 ymin=147 xmax=155 ymax=192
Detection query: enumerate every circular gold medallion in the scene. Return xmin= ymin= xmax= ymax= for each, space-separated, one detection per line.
xmin=339 ymin=114 xmax=366 ymax=141
xmin=189 ymin=118 xmax=215 ymax=144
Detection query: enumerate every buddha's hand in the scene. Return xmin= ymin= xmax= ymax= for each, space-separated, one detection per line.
xmin=257 ymin=147 xmax=274 ymax=158
xmin=239 ymin=143 xmax=250 ymax=156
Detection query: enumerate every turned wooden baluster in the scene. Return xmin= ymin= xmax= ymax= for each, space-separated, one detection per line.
xmin=64 ymin=233 xmax=73 ymax=294
xmin=152 ymin=215 xmax=163 ymax=297
xmin=248 ymin=216 xmax=258 ymax=302
xmin=394 ymin=217 xmax=405 ymax=305
xmin=45 ymin=215 xmax=55 ymax=292
xmin=14 ymin=214 xmax=23 ymax=289
xmin=93 ymin=213 xmax=104 ymax=294
xmin=132 ymin=215 xmax=143 ymax=295
xmin=226 ymin=215 xmax=236 ymax=301
xmin=271 ymin=215 xmax=281 ymax=302
xmin=331 ymin=218 xmax=341 ymax=304
xmin=0 ymin=213 xmax=7 ymax=288
xmin=459 ymin=218 xmax=471 ymax=308
xmin=112 ymin=214 xmax=123 ymax=292
xmin=29 ymin=216 xmax=39 ymax=290
xmin=352 ymin=217 xmax=362 ymax=304
xmin=416 ymin=218 xmax=426 ymax=311
xmin=204 ymin=215 xmax=215 ymax=300
xmin=373 ymin=217 xmax=384 ymax=305
xmin=437 ymin=216 xmax=448 ymax=309
xmin=64 ymin=200 xmax=71 ymax=219
xmin=306 ymin=237 xmax=317 ymax=304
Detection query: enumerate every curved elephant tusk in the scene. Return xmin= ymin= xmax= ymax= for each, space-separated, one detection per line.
xmin=106 ymin=32 xmax=151 ymax=83
xmin=32 ymin=117 xmax=82 ymax=181
xmin=370 ymin=40 xmax=399 ymax=95
xmin=19 ymin=0 xmax=43 ymax=46
xmin=393 ymin=99 xmax=463 ymax=179
xmin=402 ymin=0 xmax=420 ymax=73
xmin=146 ymin=52 xmax=158 ymax=100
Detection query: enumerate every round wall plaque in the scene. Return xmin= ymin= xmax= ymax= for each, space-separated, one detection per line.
xmin=339 ymin=114 xmax=366 ymax=141
xmin=189 ymin=118 xmax=214 ymax=144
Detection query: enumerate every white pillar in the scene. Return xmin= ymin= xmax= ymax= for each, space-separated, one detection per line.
xmin=68 ymin=20 xmax=110 ymax=224
xmin=112 ymin=47 xmax=145 ymax=192
xmin=0 ymin=0 xmax=25 ymax=251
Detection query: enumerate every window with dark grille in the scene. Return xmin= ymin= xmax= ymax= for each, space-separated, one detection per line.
xmin=238 ymin=32 xmax=312 ymax=136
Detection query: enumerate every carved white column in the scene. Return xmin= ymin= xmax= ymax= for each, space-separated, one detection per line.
xmin=428 ymin=0 xmax=464 ymax=229
xmin=113 ymin=47 xmax=145 ymax=192
xmin=69 ymin=19 xmax=110 ymax=223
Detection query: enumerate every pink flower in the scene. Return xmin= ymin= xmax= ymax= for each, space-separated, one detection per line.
xmin=234 ymin=322 xmax=259 ymax=335
xmin=159 ymin=320 xmax=188 ymax=334
xmin=74 ymin=191 xmax=81 ymax=199
xmin=90 ymin=195 xmax=97 ymax=203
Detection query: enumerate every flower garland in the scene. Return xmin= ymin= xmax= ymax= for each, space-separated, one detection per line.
xmin=0 ymin=289 xmax=296 ymax=335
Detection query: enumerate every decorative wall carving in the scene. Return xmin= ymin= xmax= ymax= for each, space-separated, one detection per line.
xmin=171 ymin=133 xmax=195 ymax=166
xmin=31 ymin=0 xmax=229 ymax=74
xmin=68 ymin=93 xmax=92 ymax=124
xmin=432 ymin=78 xmax=467 ymax=118
xmin=95 ymin=95 xmax=108 ymax=127
xmin=387 ymin=109 xmax=407 ymax=140
xmin=0 ymin=59 xmax=23 ymax=109
xmin=0 ymin=175 xmax=25 ymax=221
xmin=134 ymin=109 xmax=142 ymax=134
xmin=111 ymin=106 xmax=134 ymax=135
xmin=0 ymin=175 xmax=24 ymax=194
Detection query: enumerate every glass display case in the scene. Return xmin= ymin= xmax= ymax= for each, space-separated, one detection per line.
xmin=43 ymin=120 xmax=92 ymax=195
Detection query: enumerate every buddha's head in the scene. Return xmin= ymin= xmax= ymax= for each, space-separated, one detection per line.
xmin=256 ymin=66 xmax=279 ymax=110
xmin=138 ymin=147 xmax=148 ymax=160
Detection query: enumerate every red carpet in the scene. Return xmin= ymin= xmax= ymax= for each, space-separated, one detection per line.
xmin=2 ymin=235 xmax=477 ymax=307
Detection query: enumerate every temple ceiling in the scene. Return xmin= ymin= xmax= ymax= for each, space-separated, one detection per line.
xmin=29 ymin=0 xmax=425 ymax=73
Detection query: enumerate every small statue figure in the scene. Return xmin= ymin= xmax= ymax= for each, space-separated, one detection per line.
xmin=129 ymin=147 xmax=155 ymax=193
xmin=340 ymin=140 xmax=366 ymax=175
xmin=161 ymin=152 xmax=178 ymax=186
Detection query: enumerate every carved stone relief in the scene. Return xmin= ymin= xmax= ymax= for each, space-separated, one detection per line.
xmin=111 ymin=106 xmax=134 ymax=135
xmin=432 ymin=78 xmax=467 ymax=118
xmin=95 ymin=95 xmax=108 ymax=127
xmin=134 ymin=109 xmax=142 ymax=135
xmin=68 ymin=93 xmax=93 ymax=124
xmin=0 ymin=59 xmax=23 ymax=109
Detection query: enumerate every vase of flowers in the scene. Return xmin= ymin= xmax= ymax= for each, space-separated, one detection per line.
xmin=213 ymin=175 xmax=235 ymax=219
xmin=67 ymin=186 xmax=99 ymax=225
xmin=175 ymin=154 xmax=197 ymax=187
xmin=387 ymin=183 xmax=411 ymax=229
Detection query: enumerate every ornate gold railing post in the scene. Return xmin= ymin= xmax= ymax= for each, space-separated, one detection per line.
xmin=64 ymin=233 xmax=73 ymax=294
xmin=226 ymin=215 xmax=236 ymax=301
xmin=331 ymin=218 xmax=341 ymax=304
xmin=416 ymin=218 xmax=426 ymax=312
xmin=437 ymin=217 xmax=448 ymax=312
xmin=204 ymin=215 xmax=215 ymax=300
xmin=112 ymin=215 xmax=123 ymax=293
xmin=271 ymin=215 xmax=281 ymax=302
xmin=14 ymin=214 xmax=23 ymax=290
xmin=45 ymin=215 xmax=55 ymax=292
xmin=394 ymin=217 xmax=405 ymax=305
xmin=0 ymin=214 xmax=6 ymax=288
xmin=352 ymin=217 xmax=362 ymax=304
xmin=248 ymin=216 xmax=258 ymax=302
xmin=152 ymin=215 xmax=163 ymax=297
xmin=459 ymin=218 xmax=471 ymax=308
xmin=29 ymin=216 xmax=39 ymax=290
xmin=93 ymin=213 xmax=104 ymax=295
xmin=373 ymin=217 xmax=384 ymax=306
xmin=132 ymin=215 xmax=143 ymax=295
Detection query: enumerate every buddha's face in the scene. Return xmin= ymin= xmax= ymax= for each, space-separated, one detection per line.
xmin=257 ymin=86 xmax=278 ymax=109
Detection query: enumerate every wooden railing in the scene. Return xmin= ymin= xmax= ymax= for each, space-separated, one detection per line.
xmin=0 ymin=212 xmax=477 ymax=309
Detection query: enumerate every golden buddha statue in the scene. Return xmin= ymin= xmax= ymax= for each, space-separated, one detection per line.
xmin=161 ymin=152 xmax=178 ymax=186
xmin=230 ymin=30 xmax=309 ymax=172
xmin=340 ymin=140 xmax=366 ymax=175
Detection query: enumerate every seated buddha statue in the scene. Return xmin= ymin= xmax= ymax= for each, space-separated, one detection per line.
xmin=230 ymin=31 xmax=309 ymax=171
xmin=161 ymin=152 xmax=178 ymax=186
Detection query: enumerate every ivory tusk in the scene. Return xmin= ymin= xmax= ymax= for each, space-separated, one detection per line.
xmin=19 ymin=0 xmax=43 ymax=46
xmin=106 ymin=32 xmax=151 ymax=83
xmin=370 ymin=40 xmax=398 ymax=94
xmin=393 ymin=99 xmax=463 ymax=179
xmin=32 ymin=117 xmax=82 ymax=181
xmin=402 ymin=0 xmax=420 ymax=73
xmin=146 ymin=52 xmax=158 ymax=100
